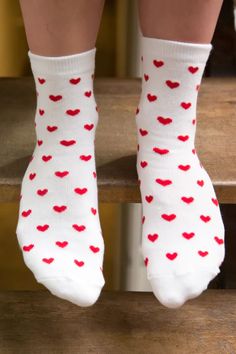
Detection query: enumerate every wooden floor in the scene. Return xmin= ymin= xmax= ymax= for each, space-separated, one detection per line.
xmin=0 ymin=290 xmax=236 ymax=354
xmin=0 ymin=77 xmax=236 ymax=204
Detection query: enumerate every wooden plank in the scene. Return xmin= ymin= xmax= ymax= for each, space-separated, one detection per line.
xmin=0 ymin=77 xmax=235 ymax=203
xmin=0 ymin=290 xmax=236 ymax=354
xmin=221 ymin=204 xmax=236 ymax=288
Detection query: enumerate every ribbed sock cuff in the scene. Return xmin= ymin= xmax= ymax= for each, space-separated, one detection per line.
xmin=28 ymin=48 xmax=96 ymax=76
xmin=141 ymin=36 xmax=212 ymax=63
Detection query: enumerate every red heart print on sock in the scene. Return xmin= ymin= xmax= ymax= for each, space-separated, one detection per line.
xmin=166 ymin=80 xmax=180 ymax=89
xmin=37 ymin=189 xmax=48 ymax=196
xmin=42 ymin=155 xmax=52 ymax=162
xmin=60 ymin=140 xmax=76 ymax=146
xmin=145 ymin=195 xmax=153 ymax=203
xmin=178 ymin=135 xmax=189 ymax=142
xmin=147 ymin=234 xmax=158 ymax=242
xmin=139 ymin=128 xmax=148 ymax=136
xmin=80 ymin=154 xmax=92 ymax=161
xmin=39 ymin=109 xmax=45 ymax=116
xmin=198 ymin=250 xmax=208 ymax=257
xmin=91 ymin=208 xmax=97 ymax=215
xmin=182 ymin=232 xmax=195 ymax=240
xmin=161 ymin=214 xmax=176 ymax=222
xmin=23 ymin=244 xmax=34 ymax=252
xmin=37 ymin=140 xmax=43 ymax=146
xmin=156 ymin=178 xmax=172 ymax=186
xmin=72 ymin=224 xmax=86 ymax=232
xmin=157 ymin=116 xmax=173 ymax=125
xmin=55 ymin=171 xmax=69 ymax=178
xmin=153 ymin=147 xmax=169 ymax=155
xmin=74 ymin=187 xmax=88 ymax=195
xmin=178 ymin=164 xmax=191 ymax=171
xmin=21 ymin=209 xmax=32 ymax=217
xmin=53 ymin=205 xmax=67 ymax=213
xmin=200 ymin=215 xmax=211 ymax=223
xmin=49 ymin=94 xmax=62 ymax=102
xmin=56 ymin=241 xmax=68 ymax=248
xmin=144 ymin=74 xmax=149 ymax=81
xmin=84 ymin=91 xmax=92 ymax=97
xmin=153 ymin=59 xmax=164 ymax=68
xmin=47 ymin=125 xmax=58 ymax=132
xmin=42 ymin=258 xmax=54 ymax=264
xmin=211 ymin=198 xmax=219 ymax=206
xmin=147 ymin=93 xmax=157 ymax=102
xmin=69 ymin=77 xmax=81 ymax=85
xmin=197 ymin=180 xmax=204 ymax=187
xmin=142 ymin=216 xmax=145 ymax=224
xmin=140 ymin=161 xmax=148 ymax=168
xmin=166 ymin=252 xmax=177 ymax=260
xmin=181 ymin=196 xmax=194 ymax=204
xmin=74 ymin=260 xmax=84 ymax=267
xmin=188 ymin=66 xmax=199 ymax=74
xmin=66 ymin=109 xmax=80 ymax=116
xmin=84 ymin=124 xmax=94 ymax=131
xmin=144 ymin=257 xmax=148 ymax=266
xmin=214 ymin=236 xmax=224 ymax=245
xmin=38 ymin=78 xmax=45 ymax=84
xmin=37 ymin=224 xmax=49 ymax=232
xmin=29 ymin=173 xmax=36 ymax=180
xmin=90 ymin=245 xmax=100 ymax=253
xmin=181 ymin=102 xmax=191 ymax=110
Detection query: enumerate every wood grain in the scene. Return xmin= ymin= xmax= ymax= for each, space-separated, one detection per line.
xmin=0 ymin=290 xmax=236 ymax=354
xmin=0 ymin=77 xmax=235 ymax=203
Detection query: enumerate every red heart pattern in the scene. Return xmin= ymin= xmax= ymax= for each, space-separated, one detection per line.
xmin=56 ymin=241 xmax=68 ymax=248
xmin=66 ymin=109 xmax=80 ymax=116
xmin=55 ymin=171 xmax=69 ymax=178
xmin=147 ymin=93 xmax=157 ymax=102
xmin=136 ymin=41 xmax=225 ymax=305
xmin=166 ymin=80 xmax=180 ymax=89
xmin=69 ymin=77 xmax=81 ymax=85
xmin=49 ymin=94 xmax=62 ymax=102
xmin=16 ymin=49 xmax=105 ymax=306
xmin=157 ymin=116 xmax=173 ymax=125
xmin=23 ymin=244 xmax=34 ymax=252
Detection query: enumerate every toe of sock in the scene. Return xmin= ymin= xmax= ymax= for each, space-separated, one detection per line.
xmin=149 ymin=268 xmax=220 ymax=309
xmin=150 ymin=277 xmax=187 ymax=309
xmin=38 ymin=276 xmax=104 ymax=307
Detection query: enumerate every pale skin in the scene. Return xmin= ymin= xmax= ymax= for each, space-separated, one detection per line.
xmin=138 ymin=0 xmax=224 ymax=44
xmin=19 ymin=0 xmax=224 ymax=56
xmin=19 ymin=0 xmax=105 ymax=56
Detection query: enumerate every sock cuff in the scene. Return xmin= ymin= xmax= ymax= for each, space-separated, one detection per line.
xmin=141 ymin=36 xmax=212 ymax=63
xmin=28 ymin=48 xmax=96 ymax=76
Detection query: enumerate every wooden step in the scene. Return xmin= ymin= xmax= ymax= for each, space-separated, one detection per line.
xmin=0 ymin=290 xmax=236 ymax=353
xmin=0 ymin=77 xmax=235 ymax=203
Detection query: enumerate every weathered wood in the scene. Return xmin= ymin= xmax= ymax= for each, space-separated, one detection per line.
xmin=0 ymin=77 xmax=235 ymax=203
xmin=0 ymin=290 xmax=236 ymax=354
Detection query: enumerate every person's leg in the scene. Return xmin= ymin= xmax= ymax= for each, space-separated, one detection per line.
xmin=19 ymin=0 xmax=105 ymax=55
xmin=136 ymin=0 xmax=225 ymax=308
xmin=16 ymin=0 xmax=105 ymax=307
xmin=138 ymin=0 xmax=223 ymax=44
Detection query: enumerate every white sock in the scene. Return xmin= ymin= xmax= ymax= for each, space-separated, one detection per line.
xmin=16 ymin=48 xmax=105 ymax=307
xmin=136 ymin=36 xmax=225 ymax=309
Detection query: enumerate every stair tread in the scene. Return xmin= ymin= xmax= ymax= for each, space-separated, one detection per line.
xmin=0 ymin=289 xmax=236 ymax=353
xmin=0 ymin=77 xmax=235 ymax=203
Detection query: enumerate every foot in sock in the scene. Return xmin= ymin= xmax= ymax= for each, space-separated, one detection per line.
xmin=136 ymin=36 xmax=225 ymax=309
xmin=16 ymin=48 xmax=105 ymax=306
